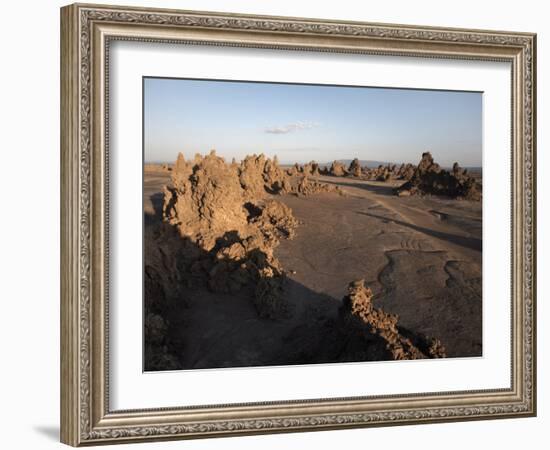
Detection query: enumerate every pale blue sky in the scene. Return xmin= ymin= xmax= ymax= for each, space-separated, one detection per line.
xmin=144 ymin=77 xmax=482 ymax=167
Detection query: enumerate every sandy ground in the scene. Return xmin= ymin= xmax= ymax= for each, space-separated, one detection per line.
xmin=276 ymin=176 xmax=482 ymax=358
xmin=144 ymin=168 xmax=482 ymax=368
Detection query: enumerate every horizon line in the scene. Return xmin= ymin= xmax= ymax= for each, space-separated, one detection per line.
xmin=144 ymin=158 xmax=483 ymax=168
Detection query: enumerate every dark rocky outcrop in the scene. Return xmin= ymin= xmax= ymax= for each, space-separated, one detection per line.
xmin=340 ymin=280 xmax=446 ymax=360
xmin=396 ymin=163 xmax=415 ymax=181
xmin=395 ymin=152 xmax=482 ymax=200
xmin=348 ymin=158 xmax=362 ymax=177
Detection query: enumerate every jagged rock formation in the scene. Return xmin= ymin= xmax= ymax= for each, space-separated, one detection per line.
xmin=296 ymin=175 xmax=343 ymax=196
xmin=340 ymin=280 xmax=446 ymax=359
xmin=239 ymin=153 xmax=289 ymax=199
xmin=250 ymin=199 xmax=299 ymax=243
xmin=322 ymin=159 xmax=399 ymax=182
xmin=321 ymin=158 xmax=457 ymax=186
xmin=395 ymin=152 xmax=481 ymax=200
xmin=375 ymin=165 xmax=392 ymax=182
xmin=360 ymin=164 xmax=397 ymax=182
xmin=155 ymin=151 xmax=346 ymax=324
xmin=302 ymin=161 xmax=320 ymax=177
xmin=348 ymin=158 xmax=362 ymax=177
xmin=162 ymin=151 xmax=299 ymax=318
xmin=165 ymin=151 xmax=246 ymax=250
xmin=286 ymin=164 xmax=299 ymax=176
xmin=396 ymin=163 xmax=415 ymax=180
xmin=329 ymin=160 xmax=348 ymax=177
xmin=240 ymin=155 xmax=272 ymax=199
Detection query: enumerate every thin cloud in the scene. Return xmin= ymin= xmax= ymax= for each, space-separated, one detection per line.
xmin=264 ymin=121 xmax=319 ymax=134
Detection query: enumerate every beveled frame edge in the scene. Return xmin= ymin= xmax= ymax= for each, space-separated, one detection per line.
xmin=60 ymin=2 xmax=537 ymax=446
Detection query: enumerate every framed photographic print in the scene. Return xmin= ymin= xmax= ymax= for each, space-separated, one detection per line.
xmin=60 ymin=3 xmax=537 ymax=446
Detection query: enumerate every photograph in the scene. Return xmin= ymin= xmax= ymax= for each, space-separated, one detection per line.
xmin=143 ymin=78 xmax=483 ymax=371
xmin=57 ymin=2 xmax=536 ymax=446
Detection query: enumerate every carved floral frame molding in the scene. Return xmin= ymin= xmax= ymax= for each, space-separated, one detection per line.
xmin=60 ymin=3 xmax=536 ymax=446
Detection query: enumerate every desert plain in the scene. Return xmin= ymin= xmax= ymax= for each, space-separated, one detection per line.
xmin=144 ymin=152 xmax=482 ymax=370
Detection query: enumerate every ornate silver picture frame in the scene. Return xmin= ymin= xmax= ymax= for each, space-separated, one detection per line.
xmin=60 ymin=3 xmax=536 ymax=446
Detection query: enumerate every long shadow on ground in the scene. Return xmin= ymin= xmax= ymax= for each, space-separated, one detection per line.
xmin=319 ymin=177 xmax=400 ymax=196
xmin=356 ymin=211 xmax=482 ymax=252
